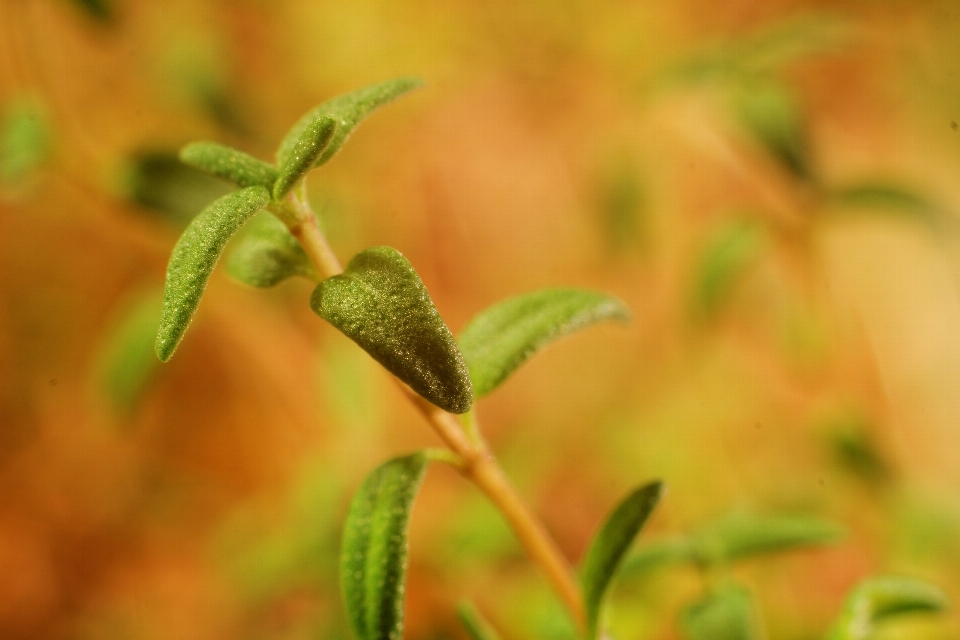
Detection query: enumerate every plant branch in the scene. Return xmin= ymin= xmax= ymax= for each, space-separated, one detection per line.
xmin=287 ymin=188 xmax=586 ymax=630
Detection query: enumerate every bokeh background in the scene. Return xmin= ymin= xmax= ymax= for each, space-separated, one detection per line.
xmin=2 ymin=0 xmax=960 ymax=638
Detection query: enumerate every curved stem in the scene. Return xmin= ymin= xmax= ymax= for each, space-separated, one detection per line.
xmin=287 ymin=189 xmax=585 ymax=629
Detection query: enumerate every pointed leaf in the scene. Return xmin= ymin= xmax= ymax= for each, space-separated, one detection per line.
xmin=828 ymin=182 xmax=938 ymax=224
xmin=580 ymin=481 xmax=663 ymax=640
xmin=273 ymin=115 xmax=337 ymax=200
xmin=310 ymin=246 xmax=473 ymax=413
xmin=733 ymin=79 xmax=809 ymax=179
xmin=341 ymin=453 xmax=429 ymax=640
xmin=691 ymin=219 xmax=765 ymax=321
xmin=827 ymin=576 xmax=948 ymax=640
xmin=459 ymin=289 xmax=630 ymax=397
xmin=457 ymin=601 xmax=503 ymax=640
xmin=681 ymin=585 xmax=763 ymax=640
xmin=226 ymin=212 xmax=316 ymax=287
xmin=693 ymin=512 xmax=844 ymax=565
xmin=156 ymin=186 xmax=270 ymax=361
xmin=276 ymin=77 xmax=423 ymax=170
xmin=179 ymin=142 xmax=279 ymax=190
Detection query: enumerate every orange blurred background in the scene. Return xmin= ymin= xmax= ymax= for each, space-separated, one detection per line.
xmin=1 ymin=1 xmax=960 ymax=638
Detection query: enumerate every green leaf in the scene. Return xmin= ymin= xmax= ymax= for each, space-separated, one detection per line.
xmin=732 ymin=79 xmax=809 ymax=179
xmin=97 ymin=290 xmax=163 ymax=412
xmin=276 ymin=77 xmax=423 ymax=170
xmin=618 ymin=537 xmax=697 ymax=580
xmin=693 ymin=512 xmax=844 ymax=565
xmin=179 ymin=142 xmax=279 ymax=190
xmin=828 ymin=182 xmax=937 ymax=224
xmin=341 ymin=452 xmax=429 ymax=640
xmin=310 ymin=246 xmax=473 ymax=413
xmin=457 ymin=601 xmax=503 ymax=640
xmin=826 ymin=576 xmax=948 ymax=640
xmin=226 ymin=212 xmax=316 ymax=287
xmin=273 ymin=115 xmax=337 ymax=200
xmin=156 ymin=186 xmax=271 ymax=361
xmin=690 ymin=219 xmax=765 ymax=321
xmin=0 ymin=97 xmax=51 ymax=185
xmin=458 ymin=289 xmax=630 ymax=398
xmin=680 ymin=585 xmax=763 ymax=640
xmin=580 ymin=481 xmax=663 ymax=640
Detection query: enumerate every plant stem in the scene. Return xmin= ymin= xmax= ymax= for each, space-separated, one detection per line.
xmin=288 ymin=189 xmax=586 ymax=630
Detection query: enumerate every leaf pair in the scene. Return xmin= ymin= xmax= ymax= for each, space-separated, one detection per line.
xmin=180 ymin=77 xmax=422 ymax=202
xmin=157 ymin=78 xmax=421 ymax=361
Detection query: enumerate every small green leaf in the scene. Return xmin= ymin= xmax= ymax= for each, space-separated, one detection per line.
xmin=580 ymin=481 xmax=663 ymax=640
xmin=457 ymin=601 xmax=503 ymax=640
xmin=179 ymin=142 xmax=279 ymax=190
xmin=733 ymin=79 xmax=809 ymax=179
xmin=226 ymin=212 xmax=316 ymax=287
xmin=826 ymin=576 xmax=948 ymax=640
xmin=828 ymin=183 xmax=937 ymax=224
xmin=459 ymin=289 xmax=630 ymax=397
xmin=273 ymin=115 xmax=337 ymax=200
xmin=341 ymin=453 xmax=429 ymax=640
xmin=0 ymin=97 xmax=51 ymax=185
xmin=310 ymin=246 xmax=473 ymax=413
xmin=690 ymin=219 xmax=765 ymax=321
xmin=680 ymin=585 xmax=763 ymax=640
xmin=156 ymin=186 xmax=271 ymax=361
xmin=276 ymin=77 xmax=423 ymax=170
xmin=693 ymin=512 xmax=844 ymax=565
xmin=618 ymin=537 xmax=697 ymax=580
xmin=97 ymin=290 xmax=163 ymax=412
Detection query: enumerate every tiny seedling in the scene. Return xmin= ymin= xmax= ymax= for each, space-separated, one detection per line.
xmin=153 ymin=78 xmax=950 ymax=640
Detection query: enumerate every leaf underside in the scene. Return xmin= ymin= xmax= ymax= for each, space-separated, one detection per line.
xmin=827 ymin=576 xmax=948 ymax=640
xmin=226 ymin=212 xmax=316 ymax=287
xmin=341 ymin=453 xmax=429 ymax=640
xmin=310 ymin=246 xmax=473 ymax=414
xmin=458 ymin=288 xmax=630 ymax=398
xmin=580 ymin=481 xmax=663 ymax=640
xmin=155 ymin=185 xmax=270 ymax=361
xmin=276 ymin=77 xmax=423 ymax=170
xmin=273 ymin=115 xmax=337 ymax=200
xmin=681 ymin=585 xmax=762 ymax=640
xmin=179 ymin=141 xmax=279 ymax=190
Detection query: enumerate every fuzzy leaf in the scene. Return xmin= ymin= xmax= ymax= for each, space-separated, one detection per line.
xmin=276 ymin=77 xmax=422 ymax=170
xmin=581 ymin=481 xmax=663 ymax=640
xmin=226 ymin=212 xmax=316 ymax=287
xmin=97 ymin=290 xmax=163 ymax=412
xmin=681 ymin=585 xmax=762 ymax=640
xmin=179 ymin=142 xmax=279 ymax=190
xmin=691 ymin=219 xmax=765 ymax=320
xmin=693 ymin=512 xmax=844 ymax=565
xmin=341 ymin=453 xmax=429 ymax=640
xmin=273 ymin=115 xmax=337 ymax=200
xmin=457 ymin=601 xmax=503 ymax=640
xmin=310 ymin=246 xmax=473 ymax=413
xmin=156 ymin=186 xmax=271 ymax=361
xmin=826 ymin=576 xmax=948 ymax=640
xmin=459 ymin=289 xmax=630 ymax=397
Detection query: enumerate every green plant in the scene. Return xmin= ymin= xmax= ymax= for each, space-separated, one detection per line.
xmin=153 ymin=78 xmax=950 ymax=640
